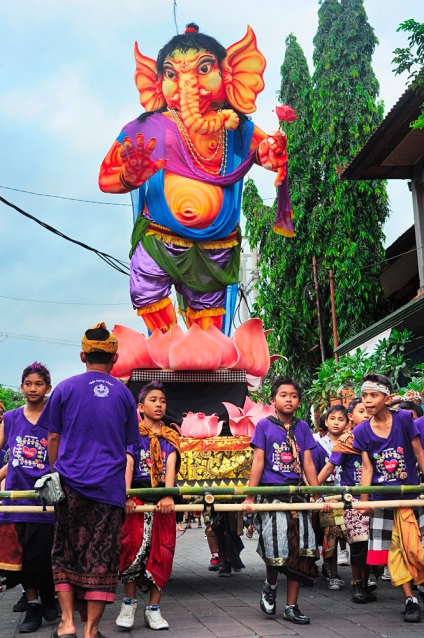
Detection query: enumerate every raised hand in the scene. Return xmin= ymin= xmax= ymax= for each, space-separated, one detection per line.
xmin=119 ymin=133 xmax=167 ymax=189
xmin=257 ymin=131 xmax=288 ymax=187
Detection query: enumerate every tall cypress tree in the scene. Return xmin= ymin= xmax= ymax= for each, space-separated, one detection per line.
xmin=244 ymin=0 xmax=390 ymax=391
xmin=312 ymin=0 xmax=389 ymax=341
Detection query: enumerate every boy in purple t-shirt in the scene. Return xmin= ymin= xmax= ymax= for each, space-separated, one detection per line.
xmin=243 ymin=376 xmax=326 ymax=626
xmin=319 ymin=398 xmax=374 ymax=604
xmin=354 ymin=373 xmax=424 ymax=623
xmin=116 ymin=381 xmax=180 ymax=632
xmin=0 ymin=362 xmax=58 ymax=633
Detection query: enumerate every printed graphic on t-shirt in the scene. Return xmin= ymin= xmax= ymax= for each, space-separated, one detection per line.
xmin=139 ymin=449 xmax=166 ymax=480
xmin=353 ymin=460 xmax=362 ymax=485
xmin=88 ymin=377 xmax=114 ymax=398
xmin=373 ymin=447 xmax=407 ymax=483
xmin=272 ymin=441 xmax=296 ymax=473
xmin=325 ymin=453 xmax=338 ymax=482
xmin=12 ymin=435 xmax=48 ymax=471
xmin=93 ymin=384 xmax=109 ymax=398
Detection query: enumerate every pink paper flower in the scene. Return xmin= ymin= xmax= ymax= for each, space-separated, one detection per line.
xmin=275 ymin=104 xmax=298 ymax=123
xmin=222 ymin=396 xmax=274 ymax=437
xmin=173 ymin=412 xmax=224 ymax=438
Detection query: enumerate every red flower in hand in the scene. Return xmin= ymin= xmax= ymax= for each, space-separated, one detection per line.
xmin=275 ymin=104 xmax=298 ymax=123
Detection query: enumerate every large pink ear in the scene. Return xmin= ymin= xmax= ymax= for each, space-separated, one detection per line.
xmin=134 ymin=42 xmax=166 ymax=111
xmin=221 ymin=26 xmax=266 ymax=114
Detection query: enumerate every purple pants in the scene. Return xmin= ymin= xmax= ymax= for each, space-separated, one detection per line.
xmin=130 ymin=241 xmax=232 ymax=311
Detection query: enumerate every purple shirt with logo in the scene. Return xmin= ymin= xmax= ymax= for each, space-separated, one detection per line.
xmin=38 ymin=371 xmax=139 ymax=508
xmin=353 ymin=409 xmax=420 ymax=499
xmin=251 ymin=417 xmax=316 ymax=485
xmin=328 ymin=450 xmax=362 ymax=487
xmin=1 ymin=407 xmax=53 ymax=524
xmin=128 ymin=436 xmax=176 ymax=485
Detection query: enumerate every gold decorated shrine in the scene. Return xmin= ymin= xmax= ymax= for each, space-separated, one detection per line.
xmin=177 ymin=436 xmax=252 ymax=487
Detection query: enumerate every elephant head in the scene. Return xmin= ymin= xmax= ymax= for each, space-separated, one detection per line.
xmin=134 ymin=24 xmax=266 ymax=135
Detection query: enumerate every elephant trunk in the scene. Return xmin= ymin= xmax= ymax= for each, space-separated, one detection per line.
xmin=179 ymin=79 xmax=239 ymax=135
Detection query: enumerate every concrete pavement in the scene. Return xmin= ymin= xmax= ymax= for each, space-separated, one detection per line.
xmin=1 ymin=525 xmax=423 ymax=637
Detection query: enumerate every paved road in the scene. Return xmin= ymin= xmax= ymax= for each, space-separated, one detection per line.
xmin=1 ymin=525 xmax=423 ymax=637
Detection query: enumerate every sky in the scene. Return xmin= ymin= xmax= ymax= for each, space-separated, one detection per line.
xmin=0 ymin=0 xmax=421 ymax=390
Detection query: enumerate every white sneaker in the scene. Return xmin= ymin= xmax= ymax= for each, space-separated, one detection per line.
xmin=144 ymin=606 xmax=169 ymax=630
xmin=328 ymin=577 xmax=345 ymax=590
xmin=116 ymin=599 xmax=137 ymax=628
xmin=337 ymin=548 xmax=349 ymax=566
xmin=381 ymin=566 xmax=391 ymax=581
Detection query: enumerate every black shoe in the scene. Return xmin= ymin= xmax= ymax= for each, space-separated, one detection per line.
xmin=351 ymin=583 xmax=367 ymax=604
xmin=372 ymin=565 xmax=384 ymax=579
xmin=402 ymin=598 xmax=421 ymax=623
xmin=363 ymin=584 xmax=377 ymax=602
xmin=13 ymin=593 xmax=28 ymax=613
xmin=283 ymin=604 xmax=310 ymax=625
xmin=260 ymin=582 xmax=276 ymax=616
xmin=41 ymin=598 xmax=60 ymax=622
xmin=18 ymin=603 xmax=42 ymax=633
xmin=218 ymin=561 xmax=231 ymax=577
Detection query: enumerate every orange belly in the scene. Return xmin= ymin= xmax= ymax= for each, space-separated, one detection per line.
xmin=163 ymin=172 xmax=223 ymax=229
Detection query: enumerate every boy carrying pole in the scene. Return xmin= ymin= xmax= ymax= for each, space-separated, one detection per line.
xmin=354 ymin=373 xmax=424 ymax=623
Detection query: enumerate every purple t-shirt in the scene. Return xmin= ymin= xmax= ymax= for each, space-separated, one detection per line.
xmin=38 ymin=371 xmax=139 ymax=508
xmin=312 ymin=440 xmax=328 ymax=474
xmin=128 ymin=436 xmax=176 ymax=485
xmin=415 ymin=416 xmax=424 ymax=448
xmin=251 ymin=417 xmax=316 ymax=485
xmin=1 ymin=407 xmax=54 ymax=524
xmin=328 ymin=450 xmax=362 ymax=487
xmin=353 ymin=409 xmax=420 ymax=500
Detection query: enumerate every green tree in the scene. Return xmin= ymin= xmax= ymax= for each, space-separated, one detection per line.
xmin=311 ymin=0 xmax=389 ymax=340
xmin=0 ymin=385 xmax=25 ymax=411
xmin=392 ymin=19 xmax=424 ymax=129
xmin=244 ymin=0 xmax=390 ymax=396
xmin=244 ymin=33 xmax=322 ymax=391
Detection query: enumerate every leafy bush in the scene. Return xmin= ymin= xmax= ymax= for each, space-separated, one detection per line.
xmin=307 ymin=328 xmax=421 ymax=406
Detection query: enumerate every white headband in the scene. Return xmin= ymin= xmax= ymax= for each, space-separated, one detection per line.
xmin=361 ymin=381 xmax=390 ymax=396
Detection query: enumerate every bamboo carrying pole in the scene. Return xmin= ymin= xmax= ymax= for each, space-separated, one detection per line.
xmin=3 ymin=484 xmax=424 ymax=500
xmin=1 ymin=500 xmax=423 ymax=514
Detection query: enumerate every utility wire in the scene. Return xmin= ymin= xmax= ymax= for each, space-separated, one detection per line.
xmin=0 ymin=332 xmax=80 ymax=346
xmin=0 ymin=185 xmax=131 ymax=207
xmin=0 ymin=195 xmax=130 ymax=276
xmin=0 ymin=295 xmax=129 ymax=306
xmin=173 ymin=0 xmax=178 ymax=34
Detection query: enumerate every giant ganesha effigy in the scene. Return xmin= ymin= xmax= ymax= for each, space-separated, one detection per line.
xmin=99 ymin=23 xmax=293 ymax=485
xmin=99 ymin=22 xmax=294 ymax=336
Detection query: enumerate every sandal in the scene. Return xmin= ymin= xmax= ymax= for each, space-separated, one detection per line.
xmin=50 ymin=630 xmax=77 ymax=638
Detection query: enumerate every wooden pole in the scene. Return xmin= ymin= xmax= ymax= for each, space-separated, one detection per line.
xmin=4 ymin=484 xmax=424 ymax=501
xmin=1 ymin=500 xmax=423 ymax=513
xmin=329 ymin=269 xmax=339 ymax=362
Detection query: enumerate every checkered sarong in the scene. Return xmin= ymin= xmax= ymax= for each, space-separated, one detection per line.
xmin=368 ymin=508 xmax=395 ymax=553
xmin=368 ymin=503 xmax=424 ymax=565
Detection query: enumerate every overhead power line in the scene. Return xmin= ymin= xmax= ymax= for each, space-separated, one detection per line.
xmin=0 ymin=195 xmax=130 ymax=276
xmin=0 ymin=294 xmax=129 ymax=306
xmin=0 ymin=185 xmax=131 ymax=207
xmin=0 ymin=332 xmax=80 ymax=346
